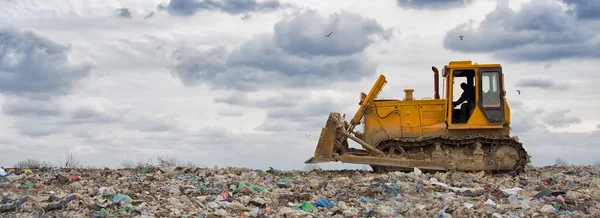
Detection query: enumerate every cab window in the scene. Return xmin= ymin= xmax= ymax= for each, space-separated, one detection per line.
xmin=481 ymin=71 xmax=500 ymax=107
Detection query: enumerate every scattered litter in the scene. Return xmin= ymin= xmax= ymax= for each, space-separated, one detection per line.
xmin=539 ymin=204 xmax=555 ymax=213
xmin=0 ymin=165 xmax=598 ymax=217
xmin=502 ymin=187 xmax=523 ymax=195
xmin=534 ymin=189 xmax=567 ymax=199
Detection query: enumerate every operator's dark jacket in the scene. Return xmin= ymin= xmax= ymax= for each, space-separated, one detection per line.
xmin=455 ymin=86 xmax=475 ymax=105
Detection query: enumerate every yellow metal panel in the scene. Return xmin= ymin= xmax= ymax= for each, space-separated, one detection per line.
xmin=374 ymin=104 xmax=396 ymax=118
xmin=445 ymin=63 xmax=501 ymax=69
xmin=446 ymin=71 xmax=455 ymax=124
xmin=448 ymin=124 xmax=504 ymax=129
xmin=466 ymin=106 xmax=489 ymax=125
xmin=374 ymin=100 xmax=400 ymax=107
xmin=421 ymin=111 xmax=435 ymax=119
xmin=400 ymin=127 xmax=421 ymax=136
xmin=504 ymin=99 xmax=511 ymax=125
xmin=400 ymin=105 xmax=421 ymax=128
xmin=474 ymin=64 xmax=502 ymax=68
xmin=449 ymin=60 xmax=472 ymax=65
xmin=420 ymin=104 xmax=446 ymax=126
xmin=422 ymin=123 xmax=446 ymax=133
xmin=364 ymin=104 xmax=401 ymax=144
xmin=396 ymin=99 xmax=446 ymax=105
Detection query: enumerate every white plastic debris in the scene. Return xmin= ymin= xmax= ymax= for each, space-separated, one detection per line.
xmin=508 ymin=195 xmax=531 ymax=209
xmin=539 ymin=204 xmax=555 ymax=213
xmin=485 ymin=199 xmax=497 ymax=207
xmin=502 ymin=187 xmax=523 ymax=195
xmin=413 ymin=167 xmax=422 ymax=175
xmin=463 ymin=202 xmax=474 ymax=209
xmin=429 ymin=178 xmax=485 ymax=192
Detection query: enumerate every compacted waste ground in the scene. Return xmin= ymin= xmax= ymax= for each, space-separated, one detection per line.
xmin=0 ymin=165 xmax=599 ymax=217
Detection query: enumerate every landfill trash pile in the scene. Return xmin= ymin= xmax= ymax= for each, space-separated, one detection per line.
xmin=1 ymin=165 xmax=599 ymax=217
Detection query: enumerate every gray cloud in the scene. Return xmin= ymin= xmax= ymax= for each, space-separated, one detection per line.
xmin=158 ymin=0 xmax=287 ymax=16
xmin=265 ymin=97 xmax=342 ymax=121
xmin=508 ymin=100 xmax=546 ymax=134
xmin=213 ymin=91 xmax=353 ymax=132
xmin=256 ymin=95 xmax=353 ymax=132
xmin=169 ymin=46 xmax=228 ymax=87
xmin=2 ymin=96 xmax=128 ymax=138
xmin=272 ymin=10 xmax=393 ymax=56
xmin=116 ymin=8 xmax=132 ymax=18
xmin=169 ymin=10 xmax=392 ymax=91
xmin=516 ymin=78 xmax=569 ymax=90
xmin=5 ymin=115 xmax=67 ymax=138
xmin=218 ymin=110 xmax=243 ymax=116
xmin=67 ymin=105 xmax=124 ymax=124
xmin=226 ymin=36 xmax=377 ymax=86
xmin=520 ymin=131 xmax=600 ymax=166
xmin=1 ymin=97 xmax=62 ymax=117
xmin=255 ymin=118 xmax=326 ymax=132
xmin=62 ymin=98 xmax=129 ymax=125
xmin=214 ymin=92 xmax=300 ymax=108
xmin=507 ymin=100 xmax=583 ymax=133
xmin=215 ymin=92 xmax=352 ymax=117
xmin=443 ymin=0 xmax=600 ymax=62
xmin=562 ymin=0 xmax=600 ymax=20
xmin=506 ymin=101 xmax=599 ymax=165
xmin=543 ymin=109 xmax=581 ymax=128
xmin=0 ymin=26 xmax=94 ymax=97
xmin=18 ymin=125 xmax=63 ymax=137
xmin=396 ymin=0 xmax=474 ymax=10
xmin=124 ymin=114 xmax=182 ymax=133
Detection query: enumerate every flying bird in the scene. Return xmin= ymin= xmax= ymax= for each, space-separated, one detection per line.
xmin=156 ymin=42 xmax=166 ymax=50
xmin=516 ymin=90 xmax=521 ymax=95
xmin=324 ymin=32 xmax=332 ymax=37
xmin=305 ymin=133 xmax=311 ymax=137
xmin=459 ymin=35 xmax=464 ymax=40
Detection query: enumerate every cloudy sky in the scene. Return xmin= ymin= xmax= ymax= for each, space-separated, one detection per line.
xmin=1 ymin=0 xmax=599 ymax=170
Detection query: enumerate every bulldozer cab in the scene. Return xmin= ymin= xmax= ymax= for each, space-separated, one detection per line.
xmin=444 ymin=61 xmax=506 ymax=128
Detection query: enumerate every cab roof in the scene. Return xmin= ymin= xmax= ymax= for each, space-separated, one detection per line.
xmin=444 ymin=60 xmax=501 ymax=68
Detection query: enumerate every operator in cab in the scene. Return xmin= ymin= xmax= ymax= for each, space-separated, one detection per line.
xmin=453 ymin=82 xmax=475 ymax=121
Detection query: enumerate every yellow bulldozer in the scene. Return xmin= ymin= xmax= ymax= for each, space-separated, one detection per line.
xmin=305 ymin=60 xmax=530 ymax=174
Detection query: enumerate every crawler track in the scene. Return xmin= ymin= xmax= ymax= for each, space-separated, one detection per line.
xmin=368 ymin=135 xmax=530 ymax=174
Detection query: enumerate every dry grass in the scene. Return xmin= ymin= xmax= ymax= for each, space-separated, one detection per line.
xmin=555 ymin=157 xmax=569 ymax=166
xmin=13 ymin=158 xmax=54 ymax=169
xmin=119 ymin=155 xmax=203 ymax=170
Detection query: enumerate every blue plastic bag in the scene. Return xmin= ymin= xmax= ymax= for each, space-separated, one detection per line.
xmin=113 ymin=193 xmax=132 ymax=203
xmin=314 ymin=197 xmax=334 ymax=209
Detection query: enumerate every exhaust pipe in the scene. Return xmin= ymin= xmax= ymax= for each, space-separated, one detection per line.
xmin=431 ymin=66 xmax=440 ymax=99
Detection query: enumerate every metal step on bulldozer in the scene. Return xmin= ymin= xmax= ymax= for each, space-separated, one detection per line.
xmin=305 ymin=60 xmax=531 ymax=174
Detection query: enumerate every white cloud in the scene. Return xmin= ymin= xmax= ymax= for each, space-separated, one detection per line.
xmin=0 ymin=0 xmax=599 ymax=170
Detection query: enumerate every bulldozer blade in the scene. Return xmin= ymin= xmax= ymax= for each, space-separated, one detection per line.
xmin=304 ymin=156 xmax=332 ymax=164
xmin=304 ymin=113 xmax=343 ymax=164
